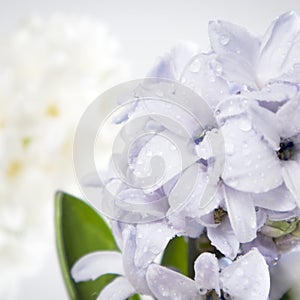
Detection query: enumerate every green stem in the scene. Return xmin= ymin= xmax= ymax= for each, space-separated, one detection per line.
xmin=187 ymin=238 xmax=198 ymax=279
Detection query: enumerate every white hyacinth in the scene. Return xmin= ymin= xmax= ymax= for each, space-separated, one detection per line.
xmin=0 ymin=13 xmax=128 ymax=298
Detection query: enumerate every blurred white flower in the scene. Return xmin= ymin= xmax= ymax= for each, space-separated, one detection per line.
xmin=0 ymin=13 xmax=128 ymax=297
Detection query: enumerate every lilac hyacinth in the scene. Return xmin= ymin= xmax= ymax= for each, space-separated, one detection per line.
xmin=72 ymin=11 xmax=300 ymax=300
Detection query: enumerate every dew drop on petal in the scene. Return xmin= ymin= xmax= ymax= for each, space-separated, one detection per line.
xmin=220 ymin=35 xmax=230 ymax=46
xmin=238 ymin=119 xmax=252 ymax=131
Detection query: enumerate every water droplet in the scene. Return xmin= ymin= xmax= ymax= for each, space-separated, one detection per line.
xmin=189 ymin=58 xmax=201 ymax=73
xmin=239 ymin=119 xmax=252 ymax=131
xmin=169 ymin=144 xmax=176 ymax=151
xmin=220 ymin=35 xmax=230 ymax=46
xmin=146 ymin=150 xmax=153 ymax=157
xmin=210 ymin=59 xmax=223 ymax=75
xmin=199 ymin=288 xmax=207 ymax=295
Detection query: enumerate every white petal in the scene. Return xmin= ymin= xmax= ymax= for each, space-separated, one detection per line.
xmin=122 ymin=226 xmax=151 ymax=294
xmin=207 ymin=216 xmax=239 ymax=260
xmin=208 ymin=20 xmax=259 ymax=88
xmin=97 ymin=277 xmax=136 ymax=300
xmin=221 ymin=248 xmax=270 ymax=300
xmin=277 ymin=93 xmax=300 ymax=138
xmin=71 ymin=251 xmax=124 ymax=282
xmin=213 ymin=53 xmax=256 ymax=88
xmin=221 ymin=116 xmax=282 ymax=193
xmin=181 ymin=53 xmax=230 ymax=108
xmin=248 ymin=83 xmax=297 ymax=103
xmin=224 ymin=186 xmax=256 ymax=243
xmin=258 ymin=11 xmax=300 ymax=84
xmin=277 ymin=63 xmax=300 ymax=84
xmin=208 ymin=20 xmax=259 ymax=63
xmin=250 ymin=102 xmax=280 ymax=150
xmin=282 ymin=160 xmax=300 ymax=208
xmin=252 ymin=184 xmax=296 ymax=211
xmin=147 ymin=41 xmax=198 ymax=80
xmin=146 ymin=264 xmax=199 ymax=300
xmin=194 ymin=253 xmax=220 ymax=296
xmin=134 ymin=221 xmax=176 ymax=269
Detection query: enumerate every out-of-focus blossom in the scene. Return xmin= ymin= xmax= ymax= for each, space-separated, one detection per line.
xmin=0 ymin=13 xmax=128 ymax=297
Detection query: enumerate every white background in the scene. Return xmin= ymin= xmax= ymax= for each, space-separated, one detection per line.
xmin=2 ymin=0 xmax=300 ymax=299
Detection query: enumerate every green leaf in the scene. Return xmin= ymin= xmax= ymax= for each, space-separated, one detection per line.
xmin=55 ymin=191 xmax=119 ymax=300
xmin=161 ymin=236 xmax=188 ymax=276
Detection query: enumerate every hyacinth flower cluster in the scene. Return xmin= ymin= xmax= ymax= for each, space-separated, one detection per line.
xmin=70 ymin=12 xmax=300 ymax=300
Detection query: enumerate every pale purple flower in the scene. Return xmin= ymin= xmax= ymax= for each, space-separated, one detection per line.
xmin=146 ymin=248 xmax=270 ymax=300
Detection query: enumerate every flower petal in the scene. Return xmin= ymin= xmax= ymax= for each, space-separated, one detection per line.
xmin=281 ymin=160 xmax=300 ymax=208
xmin=207 ymin=216 xmax=239 ymax=260
xmin=146 ymin=264 xmax=199 ymax=299
xmin=147 ymin=42 xmax=198 ymax=80
xmin=258 ymin=11 xmax=300 ymax=84
xmin=208 ymin=20 xmax=259 ymax=63
xmin=277 ymin=63 xmax=300 ymax=84
xmin=248 ymin=83 xmax=297 ymax=104
xmin=242 ymin=233 xmax=280 ymax=266
xmin=194 ymin=253 xmax=220 ymax=296
xmin=122 ymin=225 xmax=151 ymax=294
xmin=220 ymin=248 xmax=270 ymax=300
xmin=134 ymin=220 xmax=177 ymax=269
xmin=181 ymin=53 xmax=230 ymax=108
xmin=208 ymin=20 xmax=260 ymax=88
xmin=224 ymin=186 xmax=256 ymax=243
xmin=277 ymin=92 xmax=300 ymax=138
xmin=221 ymin=116 xmax=282 ymax=193
xmin=71 ymin=251 xmax=124 ymax=282
xmin=252 ymin=184 xmax=296 ymax=212
xmin=97 ymin=277 xmax=136 ymax=300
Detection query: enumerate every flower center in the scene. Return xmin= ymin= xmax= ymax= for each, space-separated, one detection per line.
xmin=276 ymin=140 xmax=294 ymax=161
xmin=213 ymin=207 xmax=227 ymax=224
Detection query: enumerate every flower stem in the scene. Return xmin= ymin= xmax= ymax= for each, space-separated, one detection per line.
xmin=187 ymin=238 xmax=198 ymax=279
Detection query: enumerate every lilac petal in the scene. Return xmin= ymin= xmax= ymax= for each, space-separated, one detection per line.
xmin=147 ymin=41 xmax=198 ymax=80
xmin=242 ymin=233 xmax=280 ymax=266
xmin=277 ymin=63 xmax=300 ymax=84
xmin=146 ymin=264 xmax=199 ymax=299
xmin=220 ymin=248 xmax=270 ymax=300
xmin=258 ymin=11 xmax=300 ymax=84
xmin=134 ymin=221 xmax=177 ymax=269
xmin=122 ymin=226 xmax=151 ymax=294
xmin=208 ymin=20 xmax=259 ymax=88
xmin=224 ymin=186 xmax=256 ymax=243
xmin=248 ymin=83 xmax=297 ymax=103
xmin=194 ymin=253 xmax=220 ymax=296
xmin=131 ymin=131 xmax=199 ymax=193
xmin=213 ymin=53 xmax=256 ymax=88
xmin=208 ymin=20 xmax=259 ymax=63
xmin=97 ymin=277 xmax=136 ymax=300
xmin=207 ymin=216 xmax=239 ymax=260
xmin=269 ymin=250 xmax=300 ymax=300
xmin=221 ymin=116 xmax=282 ymax=193
xmin=277 ymin=93 xmax=300 ymax=138
xmin=282 ymin=160 xmax=300 ymax=208
xmin=249 ymin=103 xmax=280 ymax=150
xmin=252 ymin=184 xmax=296 ymax=212
xmin=71 ymin=251 xmax=124 ymax=282
xmin=181 ymin=53 xmax=230 ymax=108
